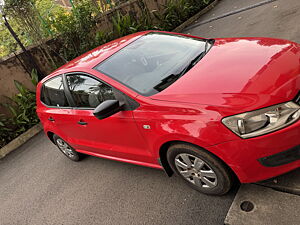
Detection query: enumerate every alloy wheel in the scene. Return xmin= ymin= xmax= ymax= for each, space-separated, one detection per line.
xmin=56 ymin=138 xmax=76 ymax=159
xmin=174 ymin=153 xmax=217 ymax=189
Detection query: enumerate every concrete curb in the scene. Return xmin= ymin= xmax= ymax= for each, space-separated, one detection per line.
xmin=224 ymin=184 xmax=300 ymax=225
xmin=257 ymin=169 xmax=300 ymax=195
xmin=172 ymin=0 xmax=220 ymax=33
xmin=0 ymin=123 xmax=42 ymax=159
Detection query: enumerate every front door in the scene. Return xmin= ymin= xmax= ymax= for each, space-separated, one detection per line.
xmin=63 ymin=73 xmax=154 ymax=164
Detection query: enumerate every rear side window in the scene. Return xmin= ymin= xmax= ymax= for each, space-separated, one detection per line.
xmin=41 ymin=76 xmax=69 ymax=107
xmin=66 ymin=74 xmax=116 ymax=108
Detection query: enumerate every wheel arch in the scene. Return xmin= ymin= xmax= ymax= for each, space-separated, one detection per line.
xmin=158 ymin=140 xmax=239 ymax=182
xmin=47 ymin=131 xmax=55 ymax=144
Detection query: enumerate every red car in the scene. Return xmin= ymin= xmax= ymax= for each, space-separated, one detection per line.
xmin=36 ymin=31 xmax=300 ymax=195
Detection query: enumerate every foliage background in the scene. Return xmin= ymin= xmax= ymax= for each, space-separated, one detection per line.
xmin=1 ymin=0 xmax=211 ymax=59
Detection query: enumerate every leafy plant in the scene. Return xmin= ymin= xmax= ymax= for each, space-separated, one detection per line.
xmin=31 ymin=68 xmax=39 ymax=86
xmin=154 ymin=0 xmax=211 ymax=30
xmin=8 ymin=81 xmax=39 ymax=135
xmin=111 ymin=5 xmax=158 ymax=39
xmin=0 ymin=69 xmax=39 ymax=148
xmin=112 ymin=12 xmax=142 ymax=37
xmin=52 ymin=0 xmax=99 ymax=61
xmin=95 ymin=31 xmax=113 ymax=46
xmin=0 ymin=114 xmax=13 ymax=147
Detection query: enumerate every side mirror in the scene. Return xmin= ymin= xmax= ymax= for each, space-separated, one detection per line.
xmin=93 ymin=100 xmax=123 ymax=120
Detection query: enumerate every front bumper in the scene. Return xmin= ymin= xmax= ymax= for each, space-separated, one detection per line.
xmin=207 ymin=120 xmax=300 ymax=183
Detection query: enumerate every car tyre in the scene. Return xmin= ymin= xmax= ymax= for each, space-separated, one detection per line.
xmin=53 ymin=134 xmax=83 ymax=161
xmin=167 ymin=143 xmax=233 ymax=195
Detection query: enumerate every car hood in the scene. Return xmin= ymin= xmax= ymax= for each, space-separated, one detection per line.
xmin=151 ymin=37 xmax=300 ymax=115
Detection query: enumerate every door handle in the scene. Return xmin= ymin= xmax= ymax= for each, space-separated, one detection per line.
xmin=77 ymin=121 xmax=88 ymax=125
xmin=48 ymin=117 xmax=55 ymax=121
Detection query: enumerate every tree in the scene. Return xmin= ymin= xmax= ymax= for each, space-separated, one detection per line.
xmin=2 ymin=0 xmax=62 ymax=70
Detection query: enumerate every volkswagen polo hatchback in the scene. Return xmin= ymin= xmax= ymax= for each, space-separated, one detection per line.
xmin=37 ymin=31 xmax=300 ymax=195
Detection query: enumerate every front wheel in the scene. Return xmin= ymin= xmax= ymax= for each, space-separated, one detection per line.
xmin=167 ymin=144 xmax=233 ymax=195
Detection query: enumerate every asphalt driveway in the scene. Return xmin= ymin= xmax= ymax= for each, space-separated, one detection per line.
xmin=184 ymin=0 xmax=300 ymax=43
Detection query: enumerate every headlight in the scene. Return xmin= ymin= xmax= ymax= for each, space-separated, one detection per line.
xmin=222 ymin=101 xmax=300 ymax=138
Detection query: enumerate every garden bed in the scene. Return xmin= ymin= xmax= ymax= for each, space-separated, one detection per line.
xmin=0 ymin=123 xmax=42 ymax=159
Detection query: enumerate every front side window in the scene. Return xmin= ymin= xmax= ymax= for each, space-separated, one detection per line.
xmin=41 ymin=76 xmax=69 ymax=107
xmin=67 ymin=74 xmax=115 ymax=108
xmin=94 ymin=32 xmax=212 ymax=96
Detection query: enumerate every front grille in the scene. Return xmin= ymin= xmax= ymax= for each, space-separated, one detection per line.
xmin=294 ymin=91 xmax=300 ymax=105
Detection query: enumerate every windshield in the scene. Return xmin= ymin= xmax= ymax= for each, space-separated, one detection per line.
xmin=94 ymin=32 xmax=212 ymax=96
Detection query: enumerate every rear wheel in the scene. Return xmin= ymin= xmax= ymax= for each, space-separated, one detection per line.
xmin=167 ymin=144 xmax=233 ymax=195
xmin=53 ymin=134 xmax=82 ymax=161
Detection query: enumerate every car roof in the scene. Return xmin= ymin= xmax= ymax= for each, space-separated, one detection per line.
xmin=41 ymin=31 xmax=153 ymax=82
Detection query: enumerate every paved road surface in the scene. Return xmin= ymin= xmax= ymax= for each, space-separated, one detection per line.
xmin=184 ymin=0 xmax=300 ymax=43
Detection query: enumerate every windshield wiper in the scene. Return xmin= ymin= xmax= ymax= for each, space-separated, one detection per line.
xmin=177 ymin=39 xmax=214 ymax=78
xmin=154 ymin=39 xmax=214 ymax=92
xmin=153 ymin=74 xmax=180 ymax=92
xmin=204 ymin=38 xmax=214 ymax=53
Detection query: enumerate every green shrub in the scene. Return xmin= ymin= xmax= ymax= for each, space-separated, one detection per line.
xmin=8 ymin=80 xmax=39 ymax=136
xmin=112 ymin=12 xmax=142 ymax=37
xmin=52 ymin=0 xmax=99 ymax=61
xmin=155 ymin=0 xmax=211 ymax=30
xmin=0 ymin=114 xmax=13 ymax=147
xmin=0 ymin=69 xmax=39 ymax=148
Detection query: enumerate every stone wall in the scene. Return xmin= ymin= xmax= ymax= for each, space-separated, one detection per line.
xmin=0 ymin=54 xmax=35 ymax=115
xmin=0 ymin=40 xmax=64 ymax=115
